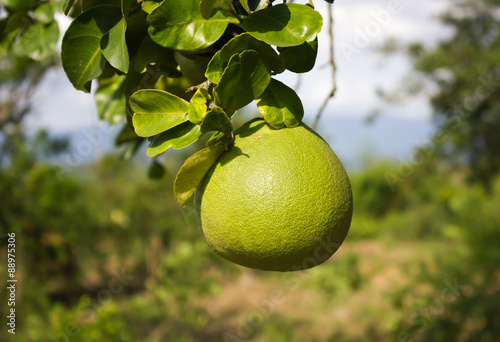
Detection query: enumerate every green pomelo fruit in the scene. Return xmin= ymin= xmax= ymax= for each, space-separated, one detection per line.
xmin=195 ymin=119 xmax=353 ymax=271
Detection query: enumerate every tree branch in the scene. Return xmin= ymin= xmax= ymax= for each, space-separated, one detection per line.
xmin=312 ymin=3 xmax=337 ymax=131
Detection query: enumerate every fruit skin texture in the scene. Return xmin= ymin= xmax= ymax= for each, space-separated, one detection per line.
xmin=194 ymin=119 xmax=353 ymax=271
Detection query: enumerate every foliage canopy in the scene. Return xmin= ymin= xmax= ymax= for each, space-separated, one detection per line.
xmin=0 ymin=0 xmax=330 ymax=203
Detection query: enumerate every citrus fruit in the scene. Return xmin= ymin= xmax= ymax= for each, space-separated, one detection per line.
xmin=194 ymin=119 xmax=353 ymax=271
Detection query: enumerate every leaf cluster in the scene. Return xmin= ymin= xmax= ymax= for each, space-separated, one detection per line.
xmin=1 ymin=0 xmax=327 ymax=204
xmin=58 ymin=0 xmax=324 ymax=204
xmin=60 ymin=0 xmax=323 ymax=157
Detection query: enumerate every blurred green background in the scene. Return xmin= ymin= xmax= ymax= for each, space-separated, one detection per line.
xmin=1 ymin=0 xmax=500 ymax=341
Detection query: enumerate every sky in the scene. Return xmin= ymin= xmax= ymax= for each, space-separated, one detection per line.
xmin=23 ymin=0 xmax=453 ymax=167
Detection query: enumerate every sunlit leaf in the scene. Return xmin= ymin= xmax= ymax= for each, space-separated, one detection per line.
xmin=188 ymin=88 xmax=211 ymax=124
xmin=146 ymin=122 xmax=203 ymax=157
xmin=200 ymin=0 xmax=232 ymax=19
xmin=130 ymin=89 xmax=190 ymax=137
xmin=63 ymin=0 xmax=77 ymax=15
xmin=201 ymin=106 xmax=233 ymax=133
xmin=256 ymin=78 xmax=303 ymax=128
xmin=101 ymin=17 xmax=129 ymax=73
xmin=214 ymin=50 xmax=271 ymax=116
xmin=95 ymin=74 xmax=127 ymax=124
xmin=141 ymin=0 xmax=162 ymax=14
xmin=242 ymin=3 xmax=322 ymax=47
xmin=206 ymin=33 xmax=284 ymax=84
xmin=239 ymin=0 xmax=267 ymax=13
xmin=148 ymin=0 xmax=236 ymax=52
xmin=174 ymin=143 xmax=225 ymax=207
xmin=61 ymin=6 xmax=123 ymax=92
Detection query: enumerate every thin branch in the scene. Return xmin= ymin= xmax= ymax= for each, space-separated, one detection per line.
xmin=312 ymin=3 xmax=337 ymax=131
xmin=294 ymin=74 xmax=303 ymax=93
xmin=186 ymin=79 xmax=213 ymax=93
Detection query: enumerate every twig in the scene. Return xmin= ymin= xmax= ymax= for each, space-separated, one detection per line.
xmin=294 ymin=74 xmax=303 ymax=93
xmin=186 ymin=79 xmax=213 ymax=93
xmin=312 ymin=3 xmax=337 ymax=131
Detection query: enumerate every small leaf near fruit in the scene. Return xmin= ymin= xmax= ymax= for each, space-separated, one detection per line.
xmin=188 ymin=88 xmax=211 ymax=124
xmin=256 ymin=79 xmax=304 ymax=128
xmin=130 ymin=89 xmax=190 ymax=137
xmin=201 ymin=106 xmax=233 ymax=134
xmin=214 ymin=50 xmax=271 ymax=117
xmin=174 ymin=144 xmax=226 ymax=207
xmin=206 ymin=33 xmax=284 ymax=84
xmin=146 ymin=122 xmax=203 ymax=157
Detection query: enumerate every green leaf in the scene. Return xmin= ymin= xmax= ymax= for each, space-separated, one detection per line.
xmin=242 ymin=3 xmax=323 ymax=47
xmin=200 ymin=0 xmax=232 ymax=19
xmin=188 ymin=88 xmax=210 ymax=124
xmin=239 ymin=0 xmax=250 ymax=13
xmin=147 ymin=122 xmax=203 ymax=157
xmin=130 ymin=89 xmax=190 ymax=137
xmin=174 ymin=143 xmax=225 ymax=207
xmin=101 ymin=17 xmax=129 ymax=73
xmin=148 ymin=0 xmax=236 ymax=52
xmin=61 ymin=6 xmax=123 ymax=92
xmin=239 ymin=0 xmax=267 ymax=13
xmin=148 ymin=159 xmax=166 ymax=179
xmin=63 ymin=0 xmax=77 ymax=15
xmin=34 ymin=4 xmax=56 ymax=24
xmin=214 ymin=50 xmax=271 ymax=116
xmin=0 ymin=0 xmax=38 ymax=11
xmin=201 ymin=106 xmax=233 ymax=133
xmin=14 ymin=20 xmax=59 ymax=61
xmin=141 ymin=0 xmax=162 ymax=14
xmin=206 ymin=33 xmax=284 ymax=84
xmin=206 ymin=131 xmax=224 ymax=146
xmin=278 ymin=38 xmax=318 ymax=73
xmin=134 ymin=36 xmax=179 ymax=74
xmin=256 ymin=78 xmax=303 ymax=128
xmin=95 ymin=74 xmax=127 ymax=124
